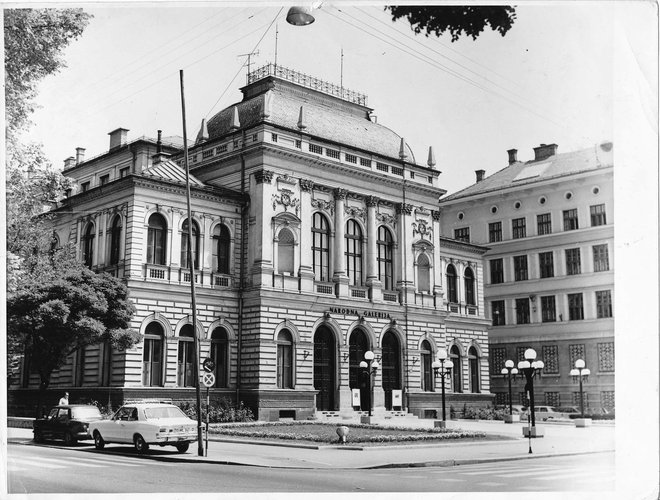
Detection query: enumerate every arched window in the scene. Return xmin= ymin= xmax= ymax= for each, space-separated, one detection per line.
xmin=147 ymin=213 xmax=167 ymax=265
xmin=142 ymin=322 xmax=164 ymax=386
xmin=417 ymin=253 xmax=431 ymax=293
xmin=312 ymin=213 xmax=330 ymax=281
xmin=83 ymin=223 xmax=95 ymax=268
xmin=109 ymin=215 xmax=122 ymax=265
xmin=464 ymin=267 xmax=476 ymax=305
xmin=377 ymin=226 xmax=394 ymax=290
xmin=211 ymin=328 xmax=228 ymax=388
xmin=446 ymin=264 xmax=458 ymax=303
xmin=345 ymin=220 xmax=363 ymax=286
xmin=450 ymin=345 xmax=462 ymax=393
xmin=349 ymin=329 xmax=369 ymax=412
xmin=381 ymin=331 xmax=401 ymax=410
xmin=180 ymin=219 xmax=200 ymax=270
xmin=276 ymin=330 xmax=294 ymax=389
xmin=177 ymin=325 xmax=195 ymax=387
xmin=278 ymin=228 xmax=295 ymax=275
xmin=212 ymin=224 xmax=230 ymax=274
xmin=421 ymin=340 xmax=433 ymax=391
xmin=469 ymin=346 xmax=480 ymax=393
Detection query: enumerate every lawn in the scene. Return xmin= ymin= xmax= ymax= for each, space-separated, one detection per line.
xmin=208 ymin=421 xmax=501 ymax=446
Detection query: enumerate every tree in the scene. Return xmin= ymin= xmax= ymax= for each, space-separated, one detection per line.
xmin=385 ymin=5 xmax=516 ymax=42
xmin=4 ymin=8 xmax=92 ymax=139
xmin=7 ymin=268 xmax=141 ymax=415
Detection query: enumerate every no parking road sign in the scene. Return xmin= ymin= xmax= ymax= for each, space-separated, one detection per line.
xmin=201 ymin=372 xmax=215 ymax=387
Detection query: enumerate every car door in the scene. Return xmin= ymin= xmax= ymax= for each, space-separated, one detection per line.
xmin=115 ymin=407 xmax=137 ymax=443
xmin=105 ymin=407 xmax=128 ymax=442
xmin=53 ymin=408 xmax=71 ymax=439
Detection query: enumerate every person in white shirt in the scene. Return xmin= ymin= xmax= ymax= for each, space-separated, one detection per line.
xmin=58 ymin=392 xmax=69 ymax=405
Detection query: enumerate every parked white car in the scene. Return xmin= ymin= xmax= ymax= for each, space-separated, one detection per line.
xmin=89 ymin=403 xmax=197 ymax=453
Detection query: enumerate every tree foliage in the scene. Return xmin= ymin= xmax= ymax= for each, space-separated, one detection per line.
xmin=7 ymin=268 xmax=140 ymax=390
xmin=5 ymin=8 xmax=92 ymax=139
xmin=385 ymin=5 xmax=516 ymax=42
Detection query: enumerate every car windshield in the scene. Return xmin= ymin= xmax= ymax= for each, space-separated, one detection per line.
xmin=144 ymin=406 xmax=187 ymax=419
xmin=71 ymin=407 xmax=102 ymax=419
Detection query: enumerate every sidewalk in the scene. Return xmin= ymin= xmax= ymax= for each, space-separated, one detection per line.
xmin=5 ymin=418 xmax=615 ymax=469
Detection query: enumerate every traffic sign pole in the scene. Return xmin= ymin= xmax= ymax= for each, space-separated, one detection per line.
xmin=205 ymin=386 xmax=209 ymax=457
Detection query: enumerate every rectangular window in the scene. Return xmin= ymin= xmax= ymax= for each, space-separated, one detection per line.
xmin=391 ymin=166 xmax=404 ymax=176
xmin=512 ymin=217 xmax=526 ymax=239
xmin=596 ymin=290 xmax=613 ymax=318
xmin=517 ymin=346 xmax=531 ymax=362
xmin=537 ymin=213 xmax=552 ymax=235
xmin=565 ymin=248 xmax=582 ymax=275
xmin=376 ymin=162 xmax=389 ymax=172
xmin=428 ymin=176 xmax=433 ymax=184
xmin=515 ymin=298 xmax=530 ymax=324
xmin=217 ymin=144 xmax=227 ymax=154
xmin=119 ymin=167 xmax=129 ymax=178
xmin=568 ymin=294 xmax=584 ymax=320
xmin=601 ymin=391 xmax=615 ymax=410
xmin=542 ymin=345 xmax=559 ymax=374
xmin=253 ymin=133 xmax=258 ymax=142
xmin=563 ymin=209 xmax=579 ymax=230
xmin=100 ymin=174 xmax=109 ymax=186
xmin=490 ymin=258 xmax=504 ymax=284
xmin=409 ymin=171 xmax=415 ymax=179
xmin=81 ymin=182 xmax=90 ymax=192
xmin=326 ymin=148 xmax=340 ymax=159
xmin=490 ymin=347 xmax=507 ymax=374
xmin=597 ymin=342 xmax=615 ymax=372
xmin=593 ymin=244 xmax=610 ymax=272
xmin=494 ymin=393 xmax=507 ymax=405
xmin=513 ymin=255 xmax=528 ymax=281
xmin=569 ymin=344 xmax=586 ymax=368
xmin=295 ymin=140 xmax=301 ymax=149
xmin=271 ymin=133 xmax=278 ymax=143
xmin=489 ymin=222 xmax=502 ymax=243
xmin=345 ymin=153 xmax=357 ymax=163
xmin=545 ymin=392 xmax=560 ymax=407
xmin=539 ymin=251 xmax=554 ymax=278
xmin=202 ymin=149 xmax=213 ymax=159
xmin=541 ymin=296 xmax=556 ymax=322
xmin=491 ymin=300 xmax=505 ymax=326
xmin=573 ymin=392 xmax=588 ymax=409
xmin=360 ymin=158 xmax=371 ymax=167
xmin=590 ymin=204 xmax=607 ymax=226
xmin=454 ymin=227 xmax=470 ymax=242
xmin=309 ymin=144 xmax=323 ymax=154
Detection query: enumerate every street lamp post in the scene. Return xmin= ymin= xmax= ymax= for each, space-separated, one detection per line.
xmin=570 ymin=359 xmax=592 ymax=427
xmin=359 ymin=351 xmax=379 ymax=420
xmin=517 ymin=348 xmax=544 ymax=441
xmin=500 ymin=359 xmax=519 ymax=423
xmin=432 ymin=349 xmax=454 ymax=428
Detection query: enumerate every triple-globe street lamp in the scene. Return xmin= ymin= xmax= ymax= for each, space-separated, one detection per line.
xmin=517 ymin=349 xmax=544 ymax=431
xmin=432 ymin=349 xmax=454 ymax=426
xmin=359 ymin=351 xmax=379 ymax=418
xmin=500 ymin=360 xmax=519 ymax=421
xmin=570 ymin=358 xmax=591 ymax=418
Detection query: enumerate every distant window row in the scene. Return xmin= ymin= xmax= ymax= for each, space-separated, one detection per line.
xmin=454 ymin=204 xmax=607 ymax=243
xmin=491 ymin=289 xmax=612 ymax=326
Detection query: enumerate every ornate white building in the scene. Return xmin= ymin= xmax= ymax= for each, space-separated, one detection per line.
xmin=10 ymin=65 xmax=493 ymax=420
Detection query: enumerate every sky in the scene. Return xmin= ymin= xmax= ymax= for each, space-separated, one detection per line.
xmin=23 ymin=1 xmax=648 ymax=196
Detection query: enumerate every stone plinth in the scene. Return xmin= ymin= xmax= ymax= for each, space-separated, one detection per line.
xmin=523 ymin=426 xmax=544 ymax=438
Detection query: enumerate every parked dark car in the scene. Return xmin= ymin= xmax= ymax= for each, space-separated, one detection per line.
xmin=33 ymin=405 xmax=103 ymax=445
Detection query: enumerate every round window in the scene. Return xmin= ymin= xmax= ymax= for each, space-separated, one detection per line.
xmin=539 ymin=196 xmax=547 ymax=205
xmin=514 ymin=201 xmax=522 ymax=210
xmin=491 ymin=206 xmax=498 ymax=214
xmin=592 ymin=186 xmax=600 ymax=195
xmin=565 ymin=192 xmax=573 ymax=200
xmin=458 ymin=212 xmax=464 ymax=220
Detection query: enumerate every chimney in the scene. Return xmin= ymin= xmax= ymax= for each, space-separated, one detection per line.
xmin=63 ymin=156 xmax=76 ymax=169
xmin=195 ymin=119 xmax=208 ymax=144
xmin=152 ymin=151 xmax=171 ymax=165
xmin=399 ymin=137 xmax=407 ymax=160
xmin=230 ymin=106 xmax=241 ymax=131
xmin=475 ymin=169 xmax=486 ymax=182
xmin=533 ymin=143 xmax=558 ymax=161
xmin=75 ymin=147 xmax=86 ymax=165
xmin=157 ymin=130 xmax=162 ymax=153
xmin=427 ymin=146 xmax=436 ymax=169
xmin=108 ymin=128 xmax=129 ymax=150
xmin=507 ymin=148 xmax=518 ymax=165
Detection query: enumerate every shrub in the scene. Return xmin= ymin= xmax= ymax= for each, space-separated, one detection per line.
xmin=462 ymin=405 xmax=508 ymax=420
xmin=177 ymin=398 xmax=254 ymax=423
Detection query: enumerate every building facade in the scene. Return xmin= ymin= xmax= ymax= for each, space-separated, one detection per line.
xmin=9 ymin=65 xmax=493 ymax=419
xmin=438 ymin=142 xmax=615 ymax=414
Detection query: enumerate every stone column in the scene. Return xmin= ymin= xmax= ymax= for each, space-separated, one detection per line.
xmin=299 ymin=179 xmax=315 ymax=292
xmin=251 ymin=169 xmax=275 ymax=287
xmin=396 ymin=203 xmax=415 ymax=304
xmin=93 ymin=212 xmax=102 ymax=267
xmin=333 ymin=188 xmax=349 ymax=297
xmin=366 ymin=196 xmax=382 ymax=301
xmin=432 ymin=210 xmax=443 ymax=297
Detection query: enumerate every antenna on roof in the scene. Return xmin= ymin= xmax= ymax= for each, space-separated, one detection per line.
xmin=340 ymin=48 xmax=344 ymax=95
xmin=238 ymin=50 xmax=260 ymax=76
xmin=274 ymin=24 xmax=279 ymax=69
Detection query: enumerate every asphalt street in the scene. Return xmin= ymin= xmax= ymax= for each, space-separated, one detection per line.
xmin=7 ymin=439 xmax=615 ymax=493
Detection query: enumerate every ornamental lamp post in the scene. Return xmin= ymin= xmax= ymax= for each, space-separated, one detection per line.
xmin=432 ymin=349 xmax=454 ymax=428
xmin=570 ymin=359 xmax=592 ymax=427
xmin=359 ymin=351 xmax=379 ymax=421
xmin=518 ymin=348 xmax=544 ymax=442
xmin=500 ymin=359 xmax=519 ymax=423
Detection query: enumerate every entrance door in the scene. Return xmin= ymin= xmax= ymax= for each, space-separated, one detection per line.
xmin=349 ymin=329 xmax=369 ymax=411
xmin=381 ymin=331 xmax=401 ymax=410
xmin=314 ymin=327 xmax=336 ymax=411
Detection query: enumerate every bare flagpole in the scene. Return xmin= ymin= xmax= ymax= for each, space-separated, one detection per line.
xmin=179 ymin=69 xmax=204 ymax=456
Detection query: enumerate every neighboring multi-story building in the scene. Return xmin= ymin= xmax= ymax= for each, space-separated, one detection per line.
xmin=9 ymin=64 xmax=493 ymax=420
xmin=438 ymin=142 xmax=614 ymax=414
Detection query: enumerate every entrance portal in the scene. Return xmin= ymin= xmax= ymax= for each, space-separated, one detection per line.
xmin=349 ymin=329 xmax=369 ymax=412
xmin=382 ymin=331 xmax=401 ymax=410
xmin=313 ymin=326 xmax=336 ymax=411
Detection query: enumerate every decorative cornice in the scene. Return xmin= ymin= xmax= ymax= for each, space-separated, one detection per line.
xmin=255 ymin=169 xmax=274 ymax=184
xmin=276 ymin=173 xmax=297 ymax=186
xmin=396 ymin=203 xmax=413 ymax=215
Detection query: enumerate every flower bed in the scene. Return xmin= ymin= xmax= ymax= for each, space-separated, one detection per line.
xmin=208 ymin=421 xmax=491 ymax=445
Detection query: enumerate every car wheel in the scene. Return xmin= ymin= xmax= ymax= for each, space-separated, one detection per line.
xmin=175 ymin=442 xmax=189 ymax=453
xmin=93 ymin=431 xmax=105 ymax=450
xmin=34 ymin=430 xmax=44 ymax=443
xmin=63 ymin=431 xmax=77 ymax=446
xmin=134 ymin=434 xmax=149 ymax=454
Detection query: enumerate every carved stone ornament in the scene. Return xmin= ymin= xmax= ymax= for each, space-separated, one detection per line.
xmin=366 ymin=195 xmax=379 ymax=207
xmin=255 ymin=169 xmax=274 ymax=184
xmin=277 ymin=173 xmax=297 ymax=186
xmin=396 ymin=203 xmax=413 ymax=215
xmin=333 ymin=188 xmax=348 ymax=200
xmin=299 ymin=178 xmax=314 ymax=192
xmin=345 ymin=205 xmax=366 ymax=221
xmin=415 ymin=206 xmax=430 ymax=217
xmin=273 ymin=189 xmax=300 ymax=215
xmin=311 ymin=198 xmax=334 ymax=215
xmin=431 ymin=210 xmax=441 ymax=221
xmin=376 ymin=212 xmax=396 ymax=227
xmin=412 ymin=219 xmax=432 ymax=239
